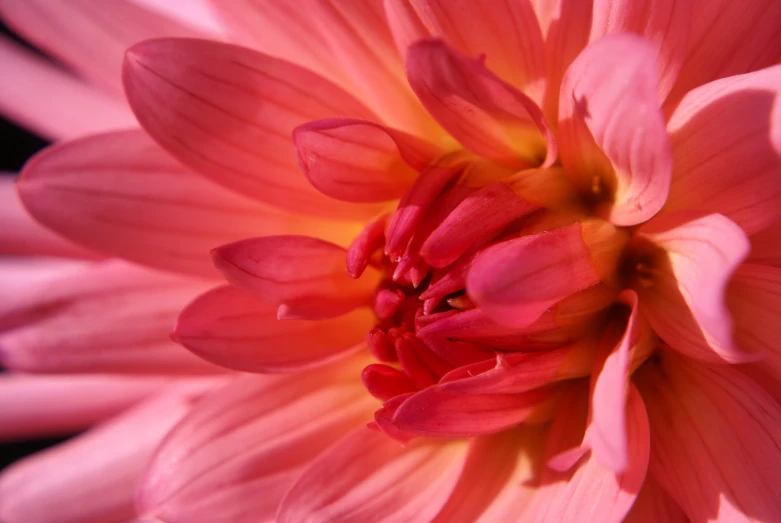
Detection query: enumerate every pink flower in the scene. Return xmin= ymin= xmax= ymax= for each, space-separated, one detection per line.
xmin=2 ymin=0 xmax=781 ymax=522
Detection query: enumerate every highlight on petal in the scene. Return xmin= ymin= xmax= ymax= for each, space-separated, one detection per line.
xmin=558 ymin=34 xmax=672 ymax=226
xmin=0 ymin=374 xmax=171 ymax=441
xmin=635 ymin=211 xmax=752 ymax=362
xmin=213 ymin=235 xmax=379 ymax=320
xmin=173 ymin=285 xmax=375 ymax=373
xmin=0 ymin=381 xmax=221 ymax=523
xmin=277 ymin=428 xmax=469 ymax=523
xmin=468 ymin=220 xmax=627 ymax=328
xmin=406 ymin=39 xmax=555 ymax=168
xmin=17 ymin=130 xmax=355 ymax=277
xmin=0 ymin=36 xmax=136 ymax=141
xmin=122 ymin=37 xmax=385 ymax=219
xmin=0 ymin=0 xmax=202 ymax=96
xmin=664 ymin=65 xmax=781 ymax=235
xmin=138 ymin=370 xmax=376 ymax=523
xmin=635 ymin=351 xmax=781 ymax=523
xmin=294 ymin=118 xmax=442 ymax=203
xmin=0 ymin=260 xmax=220 ymax=375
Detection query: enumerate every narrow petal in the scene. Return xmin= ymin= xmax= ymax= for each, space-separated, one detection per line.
xmin=0 ymin=36 xmax=136 ymax=141
xmin=294 ymin=118 xmax=441 ymax=203
xmin=0 ymin=0 xmax=202 ymax=96
xmin=0 ymin=381 xmax=222 ymax=523
xmin=385 ymin=0 xmax=546 ymax=100
xmin=666 ymin=0 xmax=781 ymax=104
xmin=558 ymin=34 xmax=672 ymax=225
xmin=17 ymin=130 xmax=355 ymax=277
xmin=208 ymin=0 xmax=439 ymax=137
xmin=635 ymin=211 xmax=751 ymax=362
xmin=635 ymin=352 xmax=781 ymax=522
xmin=212 ymin=235 xmax=379 ymax=320
xmin=123 ymin=37 xmax=384 ymax=219
xmin=0 ymin=177 xmax=98 ymax=259
xmin=0 ymin=260 xmax=220 ymax=375
xmin=407 ymin=39 xmax=555 ymax=168
xmin=468 ymin=220 xmax=626 ymax=328
xmin=664 ymin=65 xmax=781 ymax=235
xmin=0 ymin=374 xmax=171 ymax=441
xmin=138 ymin=370 xmax=375 ymax=523
xmin=174 ymin=285 xmax=374 ymax=373
xmin=277 ymin=428 xmax=469 ymax=523
xmin=589 ymin=0 xmax=692 ymax=99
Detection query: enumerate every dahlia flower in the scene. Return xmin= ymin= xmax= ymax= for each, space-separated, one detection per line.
xmin=2 ymin=0 xmax=781 ymax=522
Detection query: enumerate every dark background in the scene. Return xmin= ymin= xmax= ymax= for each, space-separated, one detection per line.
xmin=1 ymin=21 xmax=68 ymax=470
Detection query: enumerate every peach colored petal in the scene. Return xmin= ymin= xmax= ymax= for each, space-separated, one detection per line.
xmin=0 ymin=36 xmax=136 ymax=141
xmin=122 ymin=37 xmax=388 ymax=220
xmin=138 ymin=371 xmax=375 ymax=523
xmin=174 ymin=285 xmax=375 ymax=373
xmin=17 ymin=130 xmax=356 ymax=277
xmin=558 ymin=34 xmax=672 ymax=226
xmin=277 ymin=428 xmax=469 ymax=522
xmin=664 ymin=65 xmax=781 ymax=235
xmin=635 ymin=352 xmax=781 ymax=522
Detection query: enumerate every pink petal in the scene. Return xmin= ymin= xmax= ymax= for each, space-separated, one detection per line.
xmin=0 ymin=36 xmax=136 ymax=141
xmin=467 ymin=220 xmax=625 ymax=328
xmin=623 ymin=476 xmax=687 ymax=523
xmin=138 ymin=371 xmax=375 ymax=523
xmin=0 ymin=260 xmax=220 ymax=374
xmin=122 ymin=37 xmax=385 ymax=219
xmin=749 ymin=220 xmax=781 ymax=267
xmin=174 ymin=285 xmax=374 ymax=373
xmin=0 ymin=176 xmax=98 ymax=259
xmin=525 ymin=384 xmax=650 ymax=523
xmin=0 ymin=0 xmax=202 ymax=97
xmin=294 ymin=118 xmax=441 ymax=203
xmin=666 ymin=0 xmax=781 ymax=105
xmin=127 ymin=0 xmax=226 ymax=36
xmin=385 ymin=0 xmax=546 ymax=101
xmin=277 ymin=428 xmax=469 ymax=522
xmin=558 ymin=34 xmax=672 ymax=226
xmin=636 ymin=211 xmax=751 ymax=362
xmin=589 ymin=0 xmax=692 ymax=100
xmin=664 ymin=65 xmax=781 ymax=235
xmin=635 ymin=351 xmax=781 ymax=522
xmin=0 ymin=374 xmax=171 ymax=441
xmin=17 ymin=130 xmax=353 ymax=277
xmin=406 ymin=39 xmax=555 ymax=168
xmin=0 ymin=381 xmax=222 ymax=523
xmin=213 ymin=235 xmax=379 ymax=320
xmin=208 ymin=0 xmax=439 ymax=137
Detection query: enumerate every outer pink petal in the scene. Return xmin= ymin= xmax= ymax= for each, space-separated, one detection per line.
xmin=526 ymin=384 xmax=650 ymax=523
xmin=294 ymin=118 xmax=442 ymax=203
xmin=385 ymin=0 xmax=546 ymax=101
xmin=0 ymin=176 xmax=98 ymax=259
xmin=664 ymin=65 xmax=781 ymax=235
xmin=407 ymin=39 xmax=555 ymax=169
xmin=0 ymin=381 xmax=223 ymax=523
xmin=0 ymin=260 xmax=220 ymax=374
xmin=138 ymin=370 xmax=376 ymax=523
xmin=558 ymin=34 xmax=672 ymax=226
xmin=277 ymin=428 xmax=469 ymax=523
xmin=208 ymin=0 xmax=439 ymax=138
xmin=749 ymin=220 xmax=781 ymax=267
xmin=635 ymin=351 xmax=781 ymax=522
xmin=212 ymin=235 xmax=379 ymax=320
xmin=17 ymin=130 xmax=354 ymax=277
xmin=467 ymin=221 xmax=622 ymax=328
xmin=589 ymin=0 xmax=691 ymax=100
xmin=636 ymin=211 xmax=751 ymax=362
xmin=122 ymin=37 xmax=384 ymax=219
xmin=127 ymin=0 xmax=226 ymax=36
xmin=623 ymin=476 xmax=687 ymax=523
xmin=0 ymin=374 xmax=171 ymax=441
xmin=666 ymin=0 xmax=781 ymax=105
xmin=0 ymin=0 xmax=203 ymax=97
xmin=173 ymin=285 xmax=374 ymax=373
